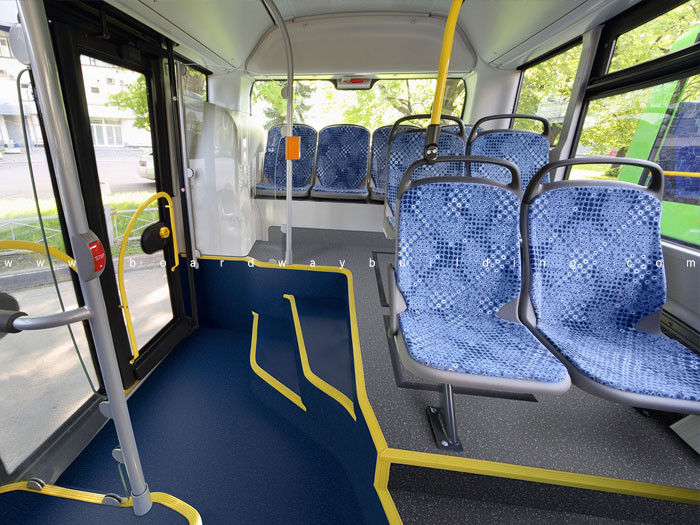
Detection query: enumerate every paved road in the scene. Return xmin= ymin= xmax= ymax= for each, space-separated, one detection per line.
xmin=0 ymin=265 xmax=171 ymax=472
xmin=0 ymin=147 xmax=155 ymax=201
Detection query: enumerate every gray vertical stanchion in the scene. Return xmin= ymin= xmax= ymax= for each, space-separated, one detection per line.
xmin=16 ymin=0 xmax=152 ymax=515
xmin=262 ymin=0 xmax=294 ymax=264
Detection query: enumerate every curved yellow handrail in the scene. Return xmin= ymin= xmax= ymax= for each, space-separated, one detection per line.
xmin=0 ymin=482 xmax=202 ymax=524
xmin=430 ymin=0 xmax=464 ymax=126
xmin=117 ymin=192 xmax=179 ymax=363
xmin=0 ymin=240 xmax=76 ymax=270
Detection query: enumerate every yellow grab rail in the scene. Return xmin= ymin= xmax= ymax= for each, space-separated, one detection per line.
xmin=430 ymin=0 xmax=464 ymax=125
xmin=0 ymin=240 xmax=76 ymax=269
xmin=117 ymin=192 xmax=179 ymax=362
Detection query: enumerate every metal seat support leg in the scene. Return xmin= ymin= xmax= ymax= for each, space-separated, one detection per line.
xmin=427 ymin=383 xmax=463 ymax=451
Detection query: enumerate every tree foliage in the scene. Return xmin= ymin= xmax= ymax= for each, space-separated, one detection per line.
xmin=250 ymin=80 xmax=316 ymax=129
xmin=251 ymin=78 xmax=465 ymax=130
xmin=516 ymin=0 xmax=700 ymax=151
xmin=107 ymin=75 xmax=150 ymax=131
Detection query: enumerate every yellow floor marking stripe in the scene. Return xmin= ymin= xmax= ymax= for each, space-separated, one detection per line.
xmin=199 ymin=255 xmax=398 ymax=519
xmin=0 ymin=483 xmax=202 ymax=524
xmin=197 ymin=255 xmax=700 ymax=516
xmin=284 ymin=294 xmax=356 ymax=420
xmin=249 ymin=311 xmax=306 ymax=411
xmin=381 ymin=448 xmax=700 ymax=505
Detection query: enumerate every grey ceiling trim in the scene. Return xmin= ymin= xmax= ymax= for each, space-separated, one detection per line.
xmin=245 ymin=11 xmax=475 ymax=74
xmin=135 ymin=0 xmax=237 ymax=70
xmin=487 ymin=0 xmax=590 ymax=67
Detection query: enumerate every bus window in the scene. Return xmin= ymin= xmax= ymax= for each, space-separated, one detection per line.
xmin=572 ymin=73 xmax=700 ymax=247
xmin=608 ymin=1 xmax=700 ymax=73
xmin=514 ymin=43 xmax=582 ymax=145
xmin=250 ymin=78 xmax=466 ymax=131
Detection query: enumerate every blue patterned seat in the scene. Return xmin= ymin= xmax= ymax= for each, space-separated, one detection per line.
xmin=311 ymin=125 xmax=370 ymax=200
xmin=385 ymin=129 xmax=468 ymax=229
xmin=369 ymin=125 xmax=415 ymax=201
xmin=256 ymin=124 xmax=317 ymax=197
xmin=469 ymin=130 xmax=550 ymax=190
xmin=394 ymin=176 xmax=570 ymax=389
xmin=525 ymin=185 xmax=700 ymax=409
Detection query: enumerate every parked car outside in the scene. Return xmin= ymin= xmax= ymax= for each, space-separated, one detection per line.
xmin=138 ymin=149 xmax=155 ymax=180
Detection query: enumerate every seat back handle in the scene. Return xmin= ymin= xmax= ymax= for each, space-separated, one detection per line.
xmin=467 ymin=113 xmax=551 ymax=145
xmin=389 ymin=114 xmax=466 ymax=144
xmin=397 ymin=155 xmax=521 ymax=201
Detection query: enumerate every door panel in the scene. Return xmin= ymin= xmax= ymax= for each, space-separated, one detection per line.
xmin=79 ymin=57 xmax=174 ymax=353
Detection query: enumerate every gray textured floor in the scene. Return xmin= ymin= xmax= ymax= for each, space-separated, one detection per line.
xmin=249 ymin=227 xmax=700 ymax=490
xmin=391 ymin=490 xmax=643 ymax=525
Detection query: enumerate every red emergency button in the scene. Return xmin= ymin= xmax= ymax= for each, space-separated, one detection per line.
xmin=89 ymin=240 xmax=106 ymax=273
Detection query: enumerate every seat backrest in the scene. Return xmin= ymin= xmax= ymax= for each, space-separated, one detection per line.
xmin=263 ymin=125 xmax=284 ymax=181
xmin=526 ymin=185 xmax=666 ymax=332
xmin=386 ymin=130 xmax=467 ymax=216
xmin=370 ymin=125 xmax=415 ymax=192
xmin=396 ymin=174 xmax=521 ymax=316
xmin=521 ymin=158 xmax=668 ymax=334
xmin=469 ymin=131 xmax=550 ymax=188
xmin=315 ymin=125 xmax=370 ymax=189
xmin=272 ymin=124 xmax=317 ymax=187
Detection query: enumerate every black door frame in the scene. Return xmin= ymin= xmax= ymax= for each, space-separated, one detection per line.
xmin=46 ymin=0 xmax=195 ymax=386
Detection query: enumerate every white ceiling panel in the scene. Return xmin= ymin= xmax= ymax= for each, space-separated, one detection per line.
xmin=107 ymin=0 xmax=639 ymax=73
xmin=107 ymin=0 xmax=272 ymax=72
xmin=458 ymin=0 xmax=588 ymax=63
xmin=247 ymin=13 xmax=475 ymax=76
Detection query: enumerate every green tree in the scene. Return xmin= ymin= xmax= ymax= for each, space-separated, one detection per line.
xmin=251 ymin=80 xmax=316 ymax=129
xmin=107 ymin=75 xmax=150 ymax=131
xmin=342 ymin=79 xmax=465 ymax=129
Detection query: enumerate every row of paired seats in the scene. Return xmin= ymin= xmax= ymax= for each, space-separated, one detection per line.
xmin=383 ymin=113 xmax=550 ymax=237
xmin=254 ymin=117 xmax=468 ymax=200
xmin=256 ymin=123 xmax=373 ymax=200
xmin=386 ymin=123 xmax=700 ymax=450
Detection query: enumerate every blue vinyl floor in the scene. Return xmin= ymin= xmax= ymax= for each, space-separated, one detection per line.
xmin=0 ymin=327 xmax=375 ymax=524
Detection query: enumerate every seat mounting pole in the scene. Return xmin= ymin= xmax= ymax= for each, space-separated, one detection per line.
xmin=263 ymin=0 xmax=295 ymax=264
xmin=16 ymin=0 xmax=151 ymax=515
xmin=428 ymin=384 xmax=463 ymax=451
xmin=426 ymin=0 xmax=464 ymax=163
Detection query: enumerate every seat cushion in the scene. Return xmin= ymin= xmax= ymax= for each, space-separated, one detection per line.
xmin=311 ymin=185 xmax=369 ymax=198
xmin=399 ymin=310 xmax=568 ymax=383
xmin=538 ymin=322 xmax=700 ymax=401
xmin=256 ymin=182 xmax=311 ymax=193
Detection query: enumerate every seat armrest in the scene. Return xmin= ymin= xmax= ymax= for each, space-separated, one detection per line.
xmin=388 ymin=263 xmax=407 ymax=335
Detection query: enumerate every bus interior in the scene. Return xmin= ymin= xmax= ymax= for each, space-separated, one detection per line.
xmin=0 ymin=0 xmax=699 ymax=523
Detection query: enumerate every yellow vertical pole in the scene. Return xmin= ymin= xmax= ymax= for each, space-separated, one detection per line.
xmin=430 ymin=0 xmax=464 ymax=125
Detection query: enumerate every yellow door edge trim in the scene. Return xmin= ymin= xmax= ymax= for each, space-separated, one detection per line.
xmin=250 ymin=311 xmax=307 ymax=412
xmin=283 ymin=294 xmax=356 ymax=421
xmin=380 ymin=448 xmax=700 ymax=505
xmin=0 ymin=483 xmax=202 ymax=524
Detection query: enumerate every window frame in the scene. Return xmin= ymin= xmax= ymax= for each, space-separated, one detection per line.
xmin=248 ymin=77 xmax=468 ymax=123
xmin=510 ymin=37 xmax=583 ymax=137
xmin=569 ymin=0 xmax=700 ymax=249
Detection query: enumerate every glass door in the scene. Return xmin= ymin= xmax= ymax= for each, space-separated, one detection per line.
xmin=0 ymin=2 xmax=100 ymax=477
xmin=79 ymin=56 xmax=174 ymax=352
